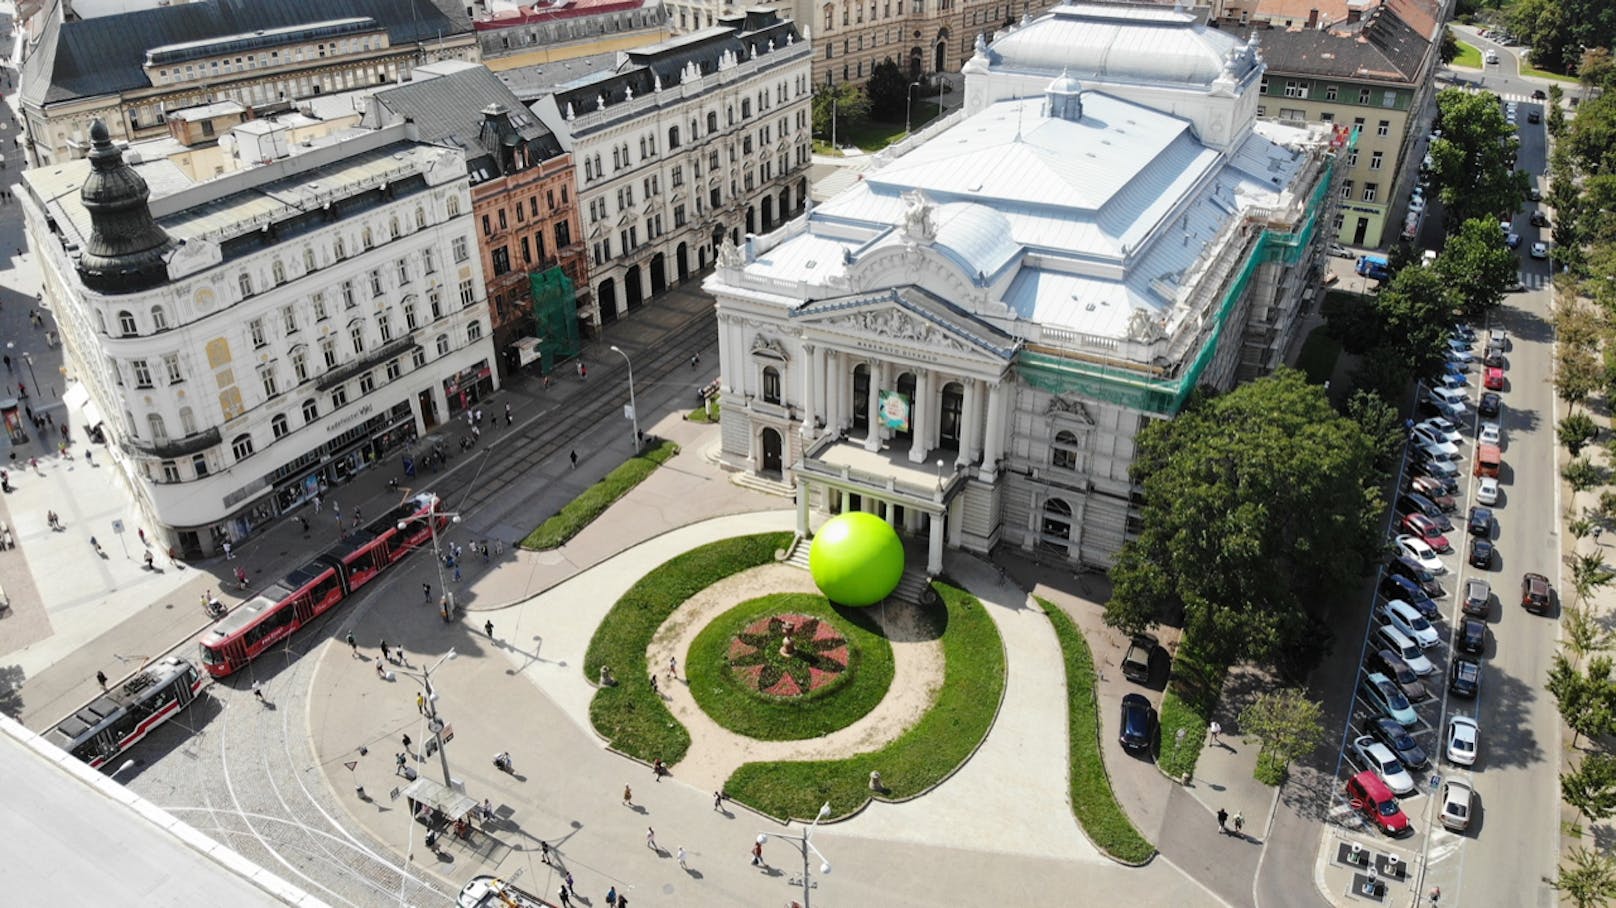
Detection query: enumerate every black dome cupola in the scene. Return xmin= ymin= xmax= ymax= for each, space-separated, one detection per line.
xmin=77 ymin=119 xmax=178 ymax=293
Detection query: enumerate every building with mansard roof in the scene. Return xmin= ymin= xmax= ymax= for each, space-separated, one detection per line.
xmin=705 ymin=2 xmax=1346 ymax=572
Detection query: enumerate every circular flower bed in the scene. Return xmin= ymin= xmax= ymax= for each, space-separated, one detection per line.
xmin=726 ymin=613 xmax=850 ymax=698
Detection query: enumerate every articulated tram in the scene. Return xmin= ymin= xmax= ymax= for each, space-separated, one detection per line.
xmin=46 ymin=656 xmax=204 ymax=768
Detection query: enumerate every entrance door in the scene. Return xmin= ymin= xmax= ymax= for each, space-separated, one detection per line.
xmin=417 ymin=388 xmax=439 ymax=430
xmin=625 ymin=266 xmax=644 ymax=310
xmin=1353 ymin=217 xmax=1370 ymax=245
xmin=852 ymin=363 xmax=870 ymax=432
xmin=760 ymin=427 xmax=783 ymax=475
xmin=676 ymin=242 xmax=689 ymax=281
xmin=598 ymin=278 xmax=618 ymax=324
xmin=761 ymin=196 xmax=774 ymax=231
xmin=896 ymin=371 xmax=917 ymax=450
xmin=939 ymin=382 xmax=963 ymax=450
xmin=746 ymin=206 xmax=756 ymax=235
xmin=650 ymin=253 xmax=667 ymax=295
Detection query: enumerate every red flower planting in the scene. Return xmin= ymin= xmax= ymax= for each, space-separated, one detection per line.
xmin=727 ymin=612 xmax=848 ymax=697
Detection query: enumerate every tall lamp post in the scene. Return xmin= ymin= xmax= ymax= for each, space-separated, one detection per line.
xmin=905 ymin=81 xmax=922 ymax=136
xmin=608 ymin=345 xmax=640 ymax=453
xmin=6 ymin=342 xmax=39 ymax=398
xmin=400 ymin=498 xmax=462 ymax=616
xmin=395 ymin=649 xmax=457 ymax=787
xmin=759 ymin=802 xmax=832 ymax=908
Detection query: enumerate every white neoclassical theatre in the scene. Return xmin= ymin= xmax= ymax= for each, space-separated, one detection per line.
xmin=707 ymin=3 xmax=1349 ymax=574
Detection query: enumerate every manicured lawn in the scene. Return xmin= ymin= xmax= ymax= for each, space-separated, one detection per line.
xmin=519 ymin=440 xmax=679 ymax=550
xmin=1519 ymin=59 xmax=1578 ymax=83
xmin=1451 ymin=40 xmax=1483 ymax=69
xmin=810 ymin=139 xmax=842 ymax=157
xmin=686 ymin=593 xmax=895 ymax=740
xmin=1155 ymin=639 xmax=1226 ymax=781
xmin=1040 ymin=599 xmax=1156 ymax=864
xmin=723 ymin=582 xmax=1006 ymax=822
xmin=1295 ymin=327 xmax=1343 ymax=386
xmin=584 ymin=533 xmax=793 ymax=763
xmin=686 ymin=400 xmax=720 ymax=423
xmin=836 ymin=101 xmax=942 ymax=152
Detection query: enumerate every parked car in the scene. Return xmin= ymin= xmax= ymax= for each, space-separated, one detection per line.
xmin=1479 ymin=422 xmax=1502 ymax=447
xmin=1362 ymin=670 xmax=1421 ymax=724
xmin=1411 ymin=425 xmax=1461 ymax=456
xmin=1447 ymin=334 xmax=1474 ymax=353
xmin=1531 ymin=88 xmax=1548 ymax=99
xmin=1412 ymin=457 xmax=1461 ymax=480
xmin=1478 ymin=392 xmax=1502 ymax=418
xmin=1364 ymin=716 xmax=1429 ymax=770
xmin=1477 ymin=476 xmax=1500 ymax=505
xmin=1395 ymin=535 xmax=1446 ymax=574
xmin=1446 ymin=715 xmax=1480 ymax=766
xmin=1531 ymin=241 xmax=1549 ymax=259
xmin=1423 ymin=384 xmax=1469 ymax=409
xmin=1412 ymin=437 xmax=1460 ymax=464
xmin=1353 ymin=735 xmax=1416 ymax=795
xmin=1368 ymin=648 xmax=1431 ymax=702
xmin=1458 ymin=616 xmax=1488 ymax=655
xmin=1119 ymin=693 xmax=1156 ymax=752
xmin=1329 ymin=242 xmax=1354 ymax=258
xmin=1401 ymin=513 xmax=1453 ymax=553
xmin=1440 ymin=779 xmax=1475 ymax=832
xmin=1407 ymin=472 xmax=1459 ymax=501
xmin=1430 ymin=371 xmax=1469 ymax=392
xmin=1469 ymin=537 xmax=1494 ymax=569
xmin=1378 ymin=600 xmax=1441 ymax=649
xmin=1530 ymin=210 xmax=1550 ymax=227
xmin=1503 ymin=279 xmax=1528 ymax=294
xmin=1528 ymin=109 xmax=1541 ymax=124
xmin=1486 ymin=328 xmax=1507 ymax=349
xmin=1374 ymin=625 xmax=1435 ymax=677
xmin=1467 ymin=506 xmax=1494 ymax=537
xmin=1522 ymin=572 xmax=1552 ymax=613
xmin=1462 ymin=578 xmax=1492 ymax=617
xmin=1506 ymin=231 xmax=1522 ymax=249
xmin=1380 ymin=574 xmax=1440 ymax=621
xmin=1449 ymin=657 xmax=1482 ymax=698
xmin=1389 ymin=556 xmax=1445 ymax=598
xmin=1346 ymin=770 xmax=1411 ymax=837
xmin=1121 ymin=634 xmax=1157 ymax=684
xmin=1417 ymin=418 xmax=1463 ymax=444
xmin=1483 ymin=367 xmax=1505 ymax=390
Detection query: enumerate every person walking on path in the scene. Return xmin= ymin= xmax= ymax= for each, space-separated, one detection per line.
xmin=677 ymin=846 xmax=688 ymax=870
xmin=1232 ymin=811 xmax=1245 ymax=837
xmin=557 ymin=886 xmax=571 ymax=907
xmin=314 ymin=494 xmax=322 ymax=514
xmin=96 ymin=670 xmax=107 ymax=690
xmin=345 ymin=631 xmax=357 ymax=655
xmin=751 ymin=839 xmax=765 ymax=867
xmin=252 ymin=681 xmax=266 ymax=703
xmin=605 ymin=886 xmax=617 ymax=907
xmin=1209 ymin=720 xmax=1222 ymax=746
xmin=570 ymin=449 xmax=578 ymax=469
xmin=540 ymin=841 xmax=551 ymax=865
xmin=416 ymin=692 xmax=426 ymax=715
xmin=422 ymin=583 xmax=431 ymax=604
xmin=401 ymin=734 xmax=412 ymax=756
xmin=222 ymin=540 xmax=234 ymax=560
xmin=484 ymin=620 xmax=494 ymax=639
xmin=381 ymin=640 xmax=392 ymax=662
xmin=646 ymin=826 xmax=657 ymax=851
xmin=564 ymin=872 xmax=575 ymax=897
xmin=505 ymin=403 xmax=512 ymax=425
xmin=577 ymin=361 xmax=587 ymax=380
xmin=622 ymin=784 xmax=633 ymax=807
xmin=375 ymin=657 xmax=387 ymax=679
xmin=667 ymin=655 xmax=678 ymax=680
xmin=713 ymin=790 xmax=724 ymax=811
xmin=1216 ymin=807 xmax=1229 ymax=834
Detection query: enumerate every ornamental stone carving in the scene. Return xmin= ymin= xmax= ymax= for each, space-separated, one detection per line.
xmin=1046 ymin=395 xmax=1096 ymax=425
xmin=900 ymin=190 xmax=937 ymax=244
xmin=827 ymin=309 xmax=973 ymax=354
xmin=750 ymin=334 xmax=790 ymax=361
xmin=1126 ymin=307 xmax=1166 ymax=344
xmin=718 ymin=236 xmax=745 ymax=268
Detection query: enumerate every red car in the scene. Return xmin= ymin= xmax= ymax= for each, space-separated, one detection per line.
xmin=1347 ymin=770 xmax=1411 ymax=837
xmin=1401 ymin=512 xmax=1452 ymax=553
xmin=1484 ymin=367 xmax=1505 ymax=391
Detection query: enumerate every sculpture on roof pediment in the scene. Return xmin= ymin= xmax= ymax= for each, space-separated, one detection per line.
xmin=1046 ymin=395 xmax=1096 ymax=425
xmin=900 ymin=190 xmax=937 ymax=244
xmin=565 ymin=101 xmax=575 ymax=120
xmin=973 ymin=33 xmax=989 ymax=58
xmin=828 ymin=309 xmax=973 ymax=354
xmin=653 ymin=73 xmax=663 ymax=92
xmin=1127 ymin=308 xmax=1167 ymax=344
xmin=597 ymin=94 xmax=607 ymax=111
xmin=625 ymin=85 xmax=634 ymax=101
xmin=750 ymin=333 xmax=790 ymax=361
xmin=718 ymin=236 xmax=745 ymax=268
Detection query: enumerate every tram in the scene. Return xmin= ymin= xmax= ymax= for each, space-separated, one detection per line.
xmin=199 ymin=492 xmax=447 ymax=678
xmin=46 ymin=656 xmax=204 ymax=768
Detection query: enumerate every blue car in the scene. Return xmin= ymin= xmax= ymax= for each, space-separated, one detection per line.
xmin=1380 ymin=574 xmax=1440 ymax=622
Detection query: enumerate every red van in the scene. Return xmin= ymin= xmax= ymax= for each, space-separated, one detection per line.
xmin=1473 ymin=444 xmax=1501 ymax=478
xmin=1346 ymin=770 xmax=1411 ymax=837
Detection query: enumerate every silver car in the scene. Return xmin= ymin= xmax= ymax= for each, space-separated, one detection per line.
xmin=1440 ymin=779 xmax=1475 ymax=831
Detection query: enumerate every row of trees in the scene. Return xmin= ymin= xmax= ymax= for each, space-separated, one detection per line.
xmin=1503 ymin=0 xmax=1616 ymax=75
xmin=809 ymin=61 xmax=926 ymax=142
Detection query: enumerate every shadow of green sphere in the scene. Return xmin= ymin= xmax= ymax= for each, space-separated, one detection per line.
xmin=807 ymin=512 xmax=904 ymax=606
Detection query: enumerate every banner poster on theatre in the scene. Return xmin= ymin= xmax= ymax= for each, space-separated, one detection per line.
xmin=878 ymin=390 xmax=911 ymax=432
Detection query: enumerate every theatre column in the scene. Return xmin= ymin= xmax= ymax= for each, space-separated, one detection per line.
xmin=980 ymin=382 xmax=1007 ymax=481
xmin=800 ymin=343 xmax=818 ymax=442
xmin=927 ymin=509 xmax=945 ymax=574
xmin=796 ymin=478 xmax=812 ymax=535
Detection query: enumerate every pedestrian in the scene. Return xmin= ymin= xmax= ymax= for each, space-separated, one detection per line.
xmin=713 ymin=790 xmax=723 ymax=811
xmin=505 ymin=403 xmax=512 ymax=425
xmin=650 ymin=672 xmax=659 ymax=694
xmin=453 ymin=564 xmax=461 ymax=583
xmin=222 ymin=540 xmax=234 ymax=560
xmin=376 ymin=657 xmax=387 ymax=678
xmin=564 ymin=872 xmax=575 ymax=897
xmin=690 ymin=353 xmax=699 ymax=368
xmin=402 ymin=733 xmax=412 ymax=755
xmin=396 ymin=752 xmax=407 ymax=774
xmin=1233 ymin=811 xmax=1245 ymax=836
xmin=668 ymin=655 xmax=678 ymax=680
xmin=484 ymin=619 xmax=494 ymax=638
xmin=1209 ymin=720 xmax=1222 ymax=745
xmin=330 ymin=500 xmax=339 ymax=517
xmin=622 ymin=784 xmax=633 ymax=806
xmin=653 ymin=757 xmax=665 ymax=780
xmin=1216 ymin=807 xmax=1228 ymax=834
xmin=2 ymin=354 xmax=8 ymax=372
xmin=616 ymin=896 xmax=626 ymax=908
xmin=252 ymin=681 xmax=265 ymax=702
xmin=96 ymin=670 xmax=107 ymax=690
xmin=137 ymin=527 xmax=146 ymax=545
xmin=84 ymin=449 xmax=93 ymax=466
xmin=471 ymin=425 xmax=480 ymax=442
xmin=570 ymin=449 xmax=578 ymax=469
xmin=606 ymin=886 xmax=617 ymax=907
xmin=751 ymin=839 xmax=764 ymax=866
xmin=16 ymin=381 xmax=23 ymax=397
xmin=381 ymin=640 xmax=392 ymax=662
xmin=577 ymin=361 xmax=586 ymax=380
xmin=416 ymin=692 xmax=426 ymax=715
xmin=314 ymin=494 xmax=323 ymax=513
xmin=297 ymin=515 xmax=309 ymax=533
xmin=557 ymin=886 xmax=571 ymax=908
xmin=677 ymin=845 xmax=688 ymax=869
xmin=480 ymin=541 xmax=490 ymax=562
xmin=422 ymin=582 xmax=432 ymax=603
xmin=494 ymin=539 xmax=504 ymax=556
xmin=481 ymin=798 xmax=494 ymax=823
xmin=646 ymin=826 xmax=657 ymax=851
xmin=540 ymin=840 xmax=551 ymax=865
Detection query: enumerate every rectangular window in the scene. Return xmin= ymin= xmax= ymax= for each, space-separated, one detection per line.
xmin=321 ymin=337 xmax=338 ymax=368
xmin=429 ymin=289 xmax=443 ymax=320
xmin=1358 ymin=88 xmax=1371 ymax=104
xmin=282 ymin=306 xmax=298 ymax=333
xmin=1341 ymin=179 xmax=1355 ymax=200
xmin=404 ymin=303 xmax=418 ymax=331
xmin=459 ymin=279 xmax=476 ymax=307
xmin=161 ymin=461 xmax=180 ymax=483
xmin=422 ymin=249 xmax=436 ymax=274
xmin=492 ymin=247 xmax=511 ymax=275
xmin=1283 ymin=80 xmax=1307 ymax=98
xmin=261 ymin=367 xmax=278 ymax=398
xmin=1325 ymin=85 xmax=1338 ymax=101
xmin=1377 ymin=119 xmax=1390 ymax=137
xmin=674 ymin=204 xmax=687 ymax=227
xmin=349 ymin=323 xmax=365 ymax=354
xmin=358 ymin=372 xmax=375 ymax=395
xmin=378 ymin=313 xmax=393 ymax=343
xmin=331 ymin=386 xmax=348 ymax=409
xmin=292 ymin=349 xmax=309 ymax=382
xmin=1382 ymin=91 xmax=1397 ymax=108
xmin=1363 ymin=183 xmax=1379 ymax=202
xmin=193 ymin=453 xmax=209 ymax=477
xmin=312 ymin=292 xmax=328 ymax=321
xmin=132 ymin=359 xmax=153 ymax=388
xmin=1369 ymin=151 xmax=1384 ymax=170
xmin=412 ymin=348 xmax=427 ymax=369
xmin=1279 ymin=108 xmax=1306 ymax=121
xmin=249 ymin=318 xmax=267 ymax=348
xmin=370 ymin=270 xmax=384 ymax=296
xmin=163 ymin=353 xmax=183 ymax=384
xmin=385 ymin=359 xmax=401 ymax=381
xmin=341 ymin=281 xmax=356 ymax=309
xmin=238 ymin=272 xmax=253 ymax=297
xmin=452 ymin=237 xmax=469 ymax=262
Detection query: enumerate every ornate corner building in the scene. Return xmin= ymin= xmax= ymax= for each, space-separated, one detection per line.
xmin=706 ymin=3 xmax=1348 ymax=573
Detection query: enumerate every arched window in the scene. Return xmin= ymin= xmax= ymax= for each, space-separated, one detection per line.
xmin=270 ymin=413 xmax=290 ymax=439
xmin=1040 ymin=498 xmax=1073 ymax=554
xmin=362 ymin=226 xmax=374 ymax=249
xmin=447 ymin=194 xmax=462 ymax=217
xmin=231 ymin=433 xmax=255 ymax=460
xmin=762 ymin=365 xmax=782 ymax=404
xmin=150 ymin=305 xmax=169 ymax=330
xmin=1051 ymin=429 xmax=1081 ymax=471
xmin=117 ymin=310 xmax=138 ymax=336
xmin=271 ymin=260 xmax=287 ymax=285
xmin=468 ymin=320 xmax=483 ymax=342
xmin=147 ymin=413 xmax=168 ymax=441
xmin=301 ymin=399 xmax=319 ymax=422
xmin=389 ymin=216 xmax=401 ymax=239
xmin=825 ymin=3 xmax=834 ymax=30
xmin=436 ymin=334 xmax=451 ymax=356
xmin=179 ymin=406 xmax=197 ymax=436
xmin=707 ymin=111 xmax=718 ymax=133
xmin=668 ymin=125 xmax=681 ymax=149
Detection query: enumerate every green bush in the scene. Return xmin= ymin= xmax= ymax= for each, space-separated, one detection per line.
xmin=686 ymin=400 xmax=721 ymax=423
xmin=1155 ymin=640 xmax=1226 ymax=781
xmin=1040 ymin=599 xmax=1156 ymax=864
xmin=1254 ymin=748 xmax=1288 ymax=786
xmin=685 ymin=593 xmax=895 ymax=740
xmin=520 ymin=441 xmax=679 ymax=550
xmin=723 ymin=582 xmax=1006 ymax=821
xmin=584 ymin=533 xmax=792 ymax=763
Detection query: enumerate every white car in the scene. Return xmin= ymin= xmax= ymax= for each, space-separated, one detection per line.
xmin=1424 ymin=385 xmax=1470 ymax=408
xmin=1487 ymin=328 xmax=1508 ymax=349
xmin=1479 ymin=422 xmax=1502 ymax=446
xmin=1446 ymin=348 xmax=1476 ymax=366
xmin=1410 ymin=196 xmax=1428 ymax=213
xmin=1395 ymin=535 xmax=1446 ymax=574
xmin=1477 ymin=476 xmax=1500 ymax=505
xmin=1376 ymin=624 xmax=1436 ymax=676
xmin=1440 ymin=779 xmax=1475 ymax=832
xmin=1419 ymin=418 xmax=1464 ymax=444
xmin=1354 ymin=734 xmax=1416 ymax=795
xmin=1531 ymin=241 xmax=1549 ymax=259
xmin=1412 ymin=424 xmax=1461 ymax=452
xmin=1378 ymin=599 xmax=1442 ymax=649
xmin=1447 ymin=335 xmax=1474 ymax=353
xmin=1413 ymin=436 xmax=1460 ymax=462
xmin=1447 ymin=715 xmax=1479 ymax=766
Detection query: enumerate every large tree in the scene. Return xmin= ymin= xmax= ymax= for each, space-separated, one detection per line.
xmin=1427 ymin=89 xmax=1530 ymax=226
xmin=1554 ymin=847 xmax=1616 ymax=908
xmin=1105 ymin=370 xmax=1384 ymax=664
xmin=1239 ymin=688 xmax=1326 ymax=783
xmin=811 ymin=82 xmax=869 ymax=142
xmin=1548 ymin=653 xmax=1616 ymax=748
xmin=1563 ymin=751 xmax=1616 ymax=824
xmin=1372 ymin=264 xmax=1455 ymax=379
xmin=865 ymin=59 xmax=910 ymax=122
xmin=1435 ymin=217 xmax=1522 ymax=315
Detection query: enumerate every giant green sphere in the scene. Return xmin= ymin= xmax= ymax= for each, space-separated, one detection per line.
xmin=808 ymin=512 xmax=905 ymax=606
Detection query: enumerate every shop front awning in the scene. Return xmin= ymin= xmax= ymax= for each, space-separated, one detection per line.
xmin=510 ymin=337 xmax=543 ymax=367
xmin=62 ymin=382 xmax=104 ymax=428
xmin=400 ymin=776 xmax=476 ymax=822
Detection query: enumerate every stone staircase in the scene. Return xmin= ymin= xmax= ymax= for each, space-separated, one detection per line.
xmin=780 ymin=534 xmax=931 ymax=604
xmin=783 ymin=535 xmax=812 ymax=570
xmin=733 ymin=471 xmax=794 ymax=497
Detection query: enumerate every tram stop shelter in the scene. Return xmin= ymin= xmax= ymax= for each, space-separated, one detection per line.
xmin=402 ymin=776 xmax=476 ymax=828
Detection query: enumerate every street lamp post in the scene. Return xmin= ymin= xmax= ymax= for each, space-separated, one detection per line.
xmin=6 ymin=342 xmax=39 ymax=398
xmin=759 ymin=802 xmax=832 ymax=908
xmin=395 ymin=649 xmax=458 ymax=787
xmin=905 ymin=81 xmax=922 ymax=136
xmin=400 ymin=499 xmax=461 ymax=618
xmin=608 ymin=345 xmax=640 ymax=453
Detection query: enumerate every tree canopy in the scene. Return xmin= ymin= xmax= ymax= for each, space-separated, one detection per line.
xmin=1372 ymin=263 xmax=1455 ymax=379
xmin=1427 ymin=89 xmax=1529 ymax=227
xmin=1508 ymin=0 xmax=1616 ymax=74
xmin=1105 ymin=369 xmax=1384 ymax=665
xmin=811 ymin=82 xmax=869 ymax=140
xmin=865 ymin=59 xmax=910 ymax=122
xmin=1434 ymin=217 xmax=1522 ymax=315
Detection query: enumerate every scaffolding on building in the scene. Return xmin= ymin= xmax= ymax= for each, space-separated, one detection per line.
xmin=530 ymin=266 xmax=580 ymax=374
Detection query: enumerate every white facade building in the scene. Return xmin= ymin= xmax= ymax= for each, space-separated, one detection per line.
xmin=706 ymin=3 xmax=1344 ymax=573
xmin=530 ymin=8 xmax=812 ymax=327
xmin=23 ymin=121 xmax=498 ymax=558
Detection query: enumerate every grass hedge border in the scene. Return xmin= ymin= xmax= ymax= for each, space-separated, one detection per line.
xmin=520 ymin=440 xmax=679 ymax=551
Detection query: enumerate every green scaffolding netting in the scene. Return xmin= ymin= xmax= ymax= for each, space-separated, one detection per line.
xmin=1019 ymin=153 xmax=1339 ymax=417
xmin=530 ymin=266 xmax=579 ymax=375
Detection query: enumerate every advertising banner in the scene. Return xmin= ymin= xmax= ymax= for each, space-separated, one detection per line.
xmin=878 ymin=390 xmax=911 ymax=431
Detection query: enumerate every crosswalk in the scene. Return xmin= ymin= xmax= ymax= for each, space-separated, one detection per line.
xmin=1493 ymin=92 xmax=1545 ymax=105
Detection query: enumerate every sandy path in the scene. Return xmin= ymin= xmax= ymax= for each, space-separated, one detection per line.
xmin=646 ymin=563 xmax=944 ymax=792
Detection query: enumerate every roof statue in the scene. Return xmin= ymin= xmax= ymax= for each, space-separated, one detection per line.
xmin=718 ymin=235 xmax=745 ymax=268
xmin=974 ymin=32 xmax=989 ymax=59
xmin=565 ymin=101 xmax=575 ymax=120
xmin=1127 ymin=307 xmax=1166 ymax=344
xmin=624 ymin=85 xmax=634 ymax=101
xmin=900 ymin=189 xmax=937 ymax=243
xmin=597 ymin=93 xmax=606 ymax=111
xmin=653 ymin=72 xmax=662 ymax=91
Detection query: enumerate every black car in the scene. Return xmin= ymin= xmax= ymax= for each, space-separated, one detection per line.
xmin=1389 ymin=556 xmax=1445 ymax=598
xmin=1449 ymin=657 xmax=1482 ymax=698
xmin=1467 ymin=506 xmax=1493 ymax=537
xmin=1462 ymin=578 xmax=1492 ymax=617
xmin=1528 ymin=110 xmax=1542 ymax=124
xmin=1458 ymin=617 xmax=1487 ymax=655
xmin=1400 ymin=493 xmax=1455 ymax=531
xmin=1484 ymin=348 xmax=1508 ymax=366
xmin=1479 ymin=392 xmax=1502 ymax=418
xmin=1380 ymin=574 xmax=1441 ymax=621
xmin=1368 ymin=648 xmax=1431 ymax=703
xmin=1119 ymin=693 xmax=1156 ymax=752
xmin=1469 ymin=537 xmax=1494 ymax=569
xmin=1530 ymin=211 xmax=1550 ymax=228
xmin=1364 ymin=715 xmax=1429 ymax=770
xmin=1532 ymin=88 xmax=1548 ymax=99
